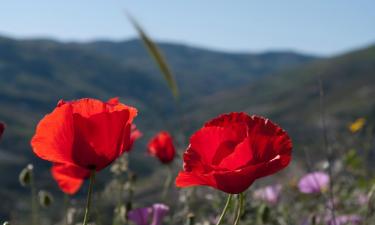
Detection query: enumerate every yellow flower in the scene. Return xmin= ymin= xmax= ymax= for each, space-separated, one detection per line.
xmin=349 ymin=118 xmax=366 ymax=133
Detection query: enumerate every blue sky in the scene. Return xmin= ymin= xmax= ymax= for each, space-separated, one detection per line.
xmin=0 ymin=0 xmax=374 ymax=56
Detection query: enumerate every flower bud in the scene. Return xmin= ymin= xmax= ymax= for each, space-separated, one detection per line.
xmin=19 ymin=164 xmax=33 ymax=187
xmin=257 ymin=204 xmax=270 ymax=224
xmin=38 ymin=190 xmax=53 ymax=207
xmin=186 ymin=213 xmax=195 ymax=225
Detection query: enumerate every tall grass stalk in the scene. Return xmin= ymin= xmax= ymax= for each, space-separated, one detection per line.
xmin=318 ymin=77 xmax=337 ymax=225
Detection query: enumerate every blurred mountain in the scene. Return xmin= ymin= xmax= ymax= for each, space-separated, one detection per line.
xmin=181 ymin=44 xmax=375 ymax=154
xmin=82 ymin=39 xmax=316 ymax=99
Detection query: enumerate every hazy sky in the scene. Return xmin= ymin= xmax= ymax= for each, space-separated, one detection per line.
xmin=0 ymin=0 xmax=374 ymax=56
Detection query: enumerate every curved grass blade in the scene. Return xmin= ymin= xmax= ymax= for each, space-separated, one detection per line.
xmin=127 ymin=14 xmax=179 ymax=99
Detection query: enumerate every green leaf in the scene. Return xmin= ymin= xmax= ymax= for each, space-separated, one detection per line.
xmin=127 ymin=14 xmax=179 ymax=99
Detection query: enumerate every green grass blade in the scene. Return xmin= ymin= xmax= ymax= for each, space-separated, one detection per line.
xmin=127 ymin=14 xmax=179 ymax=99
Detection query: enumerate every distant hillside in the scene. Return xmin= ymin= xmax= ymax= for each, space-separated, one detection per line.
xmin=182 ymin=45 xmax=375 ymax=154
xmin=0 ymin=35 xmax=315 ymax=188
xmin=83 ymin=39 xmax=316 ymax=99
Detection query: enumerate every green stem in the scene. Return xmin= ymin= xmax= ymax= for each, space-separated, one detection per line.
xmin=64 ymin=194 xmax=69 ymax=225
xmin=82 ymin=169 xmax=96 ymax=225
xmin=233 ymin=193 xmax=244 ymax=225
xmin=162 ymin=164 xmax=173 ymax=199
xmin=215 ymin=194 xmax=233 ymax=225
xmin=112 ymin=175 xmax=124 ymax=225
xmin=125 ymin=171 xmax=136 ymax=225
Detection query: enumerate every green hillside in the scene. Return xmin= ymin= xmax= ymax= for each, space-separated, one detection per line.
xmin=182 ymin=45 xmax=375 ymax=154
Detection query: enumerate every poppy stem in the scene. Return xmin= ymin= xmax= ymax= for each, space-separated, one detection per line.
xmin=64 ymin=194 xmax=69 ymax=225
xmin=125 ymin=171 xmax=136 ymax=224
xmin=215 ymin=194 xmax=233 ymax=225
xmin=82 ymin=169 xmax=96 ymax=225
xmin=233 ymin=193 xmax=244 ymax=225
xmin=162 ymin=164 xmax=173 ymax=199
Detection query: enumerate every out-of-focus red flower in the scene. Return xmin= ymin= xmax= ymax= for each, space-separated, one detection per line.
xmin=0 ymin=122 xmax=5 ymax=140
xmin=175 ymin=112 xmax=292 ymax=194
xmin=31 ymin=97 xmax=137 ymax=171
xmin=51 ymin=163 xmax=89 ymax=195
xmin=125 ymin=124 xmax=143 ymax=152
xmin=147 ymin=131 xmax=175 ymax=164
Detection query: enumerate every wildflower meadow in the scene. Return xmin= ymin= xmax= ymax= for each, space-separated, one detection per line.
xmin=0 ymin=2 xmax=374 ymax=225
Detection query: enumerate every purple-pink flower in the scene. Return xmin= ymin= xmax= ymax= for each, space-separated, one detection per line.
xmin=298 ymin=172 xmax=329 ymax=194
xmin=150 ymin=204 xmax=169 ymax=225
xmin=128 ymin=203 xmax=169 ymax=225
xmin=356 ymin=192 xmax=369 ymax=205
xmin=128 ymin=207 xmax=152 ymax=225
xmin=253 ymin=184 xmax=282 ymax=205
xmin=327 ymin=215 xmax=362 ymax=225
xmin=301 ymin=214 xmax=362 ymax=225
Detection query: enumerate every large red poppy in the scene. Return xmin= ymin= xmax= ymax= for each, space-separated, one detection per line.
xmin=31 ymin=97 xmax=137 ymax=171
xmin=50 ymin=123 xmax=141 ymax=195
xmin=0 ymin=122 xmax=5 ymax=140
xmin=147 ymin=131 xmax=175 ymax=164
xmin=175 ymin=112 xmax=292 ymax=194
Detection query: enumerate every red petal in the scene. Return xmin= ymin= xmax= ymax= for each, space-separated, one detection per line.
xmin=70 ymin=98 xmax=137 ymax=122
xmin=182 ymin=146 xmax=213 ymax=173
xmin=107 ymin=97 xmax=120 ymax=105
xmin=188 ymin=126 xmax=244 ymax=166
xmin=213 ymin=153 xmax=291 ymax=194
xmin=31 ymin=103 xmax=75 ymax=165
xmin=204 ymin=112 xmax=251 ymax=128
xmin=175 ymin=171 xmax=216 ymax=188
xmin=124 ymin=124 xmax=143 ymax=152
xmin=72 ymin=110 xmax=131 ymax=170
xmin=218 ymin=137 xmax=255 ymax=170
xmin=246 ymin=116 xmax=292 ymax=163
xmin=51 ymin=164 xmax=89 ymax=195
xmin=212 ymin=169 xmax=256 ymax=194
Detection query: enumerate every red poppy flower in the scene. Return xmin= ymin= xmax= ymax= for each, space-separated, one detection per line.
xmin=51 ymin=163 xmax=89 ymax=195
xmin=31 ymin=97 xmax=137 ymax=171
xmin=0 ymin=122 xmax=5 ymax=140
xmin=125 ymin=124 xmax=143 ymax=152
xmin=175 ymin=112 xmax=292 ymax=194
xmin=147 ymin=131 xmax=175 ymax=164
